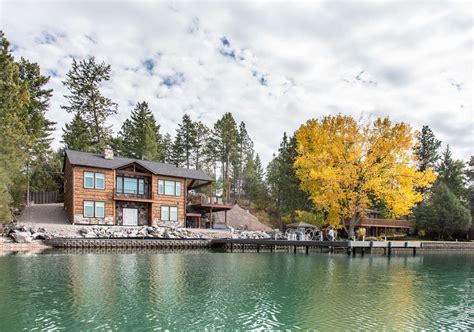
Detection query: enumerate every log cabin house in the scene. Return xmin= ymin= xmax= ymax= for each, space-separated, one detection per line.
xmin=63 ymin=149 xmax=232 ymax=227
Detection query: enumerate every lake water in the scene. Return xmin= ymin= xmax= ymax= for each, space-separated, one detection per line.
xmin=0 ymin=250 xmax=473 ymax=330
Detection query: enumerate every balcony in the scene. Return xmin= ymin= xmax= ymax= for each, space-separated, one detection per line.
xmin=115 ymin=176 xmax=153 ymax=202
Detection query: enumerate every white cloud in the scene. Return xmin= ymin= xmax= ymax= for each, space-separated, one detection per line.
xmin=1 ymin=0 xmax=472 ymax=165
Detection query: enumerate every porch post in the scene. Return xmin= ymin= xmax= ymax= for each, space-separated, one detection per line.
xmin=225 ymin=210 xmax=228 ymax=227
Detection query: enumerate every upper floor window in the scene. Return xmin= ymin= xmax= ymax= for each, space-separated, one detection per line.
xmin=117 ymin=176 xmax=145 ymax=195
xmin=158 ymin=179 xmax=181 ymax=196
xmin=84 ymin=172 xmax=105 ymax=189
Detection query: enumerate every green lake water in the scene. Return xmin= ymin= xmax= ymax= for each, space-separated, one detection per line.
xmin=0 ymin=250 xmax=473 ymax=330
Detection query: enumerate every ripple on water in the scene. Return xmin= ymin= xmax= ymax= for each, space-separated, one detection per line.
xmin=0 ymin=252 xmax=473 ymax=330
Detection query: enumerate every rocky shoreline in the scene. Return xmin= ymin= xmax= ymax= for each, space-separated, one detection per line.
xmin=1 ymin=223 xmax=272 ymax=251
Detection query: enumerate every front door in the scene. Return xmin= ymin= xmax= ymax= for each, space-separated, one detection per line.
xmin=123 ymin=208 xmax=138 ymax=226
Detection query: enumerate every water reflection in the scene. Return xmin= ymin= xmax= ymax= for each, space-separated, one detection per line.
xmin=0 ymin=251 xmax=472 ymax=330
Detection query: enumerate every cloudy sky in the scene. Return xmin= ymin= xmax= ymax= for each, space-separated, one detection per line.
xmin=1 ymin=0 xmax=472 ymax=164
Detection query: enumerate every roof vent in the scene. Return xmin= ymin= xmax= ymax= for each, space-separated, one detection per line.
xmin=104 ymin=147 xmax=114 ymax=160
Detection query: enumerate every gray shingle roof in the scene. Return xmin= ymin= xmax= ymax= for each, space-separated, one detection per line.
xmin=65 ymin=150 xmax=213 ymax=181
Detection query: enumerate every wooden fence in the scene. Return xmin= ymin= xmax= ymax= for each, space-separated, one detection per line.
xmin=28 ymin=190 xmax=63 ymax=204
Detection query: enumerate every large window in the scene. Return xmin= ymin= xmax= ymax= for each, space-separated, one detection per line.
xmin=84 ymin=172 xmax=105 ymax=189
xmin=161 ymin=206 xmax=178 ymax=221
xmin=83 ymin=201 xmax=105 ymax=218
xmin=116 ymin=176 xmax=145 ymax=195
xmin=158 ymin=180 xmax=181 ymax=196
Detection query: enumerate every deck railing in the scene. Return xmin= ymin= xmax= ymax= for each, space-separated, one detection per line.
xmin=188 ymin=195 xmax=226 ymax=205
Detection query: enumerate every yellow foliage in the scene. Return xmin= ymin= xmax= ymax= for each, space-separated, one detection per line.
xmin=294 ymin=115 xmax=437 ymax=227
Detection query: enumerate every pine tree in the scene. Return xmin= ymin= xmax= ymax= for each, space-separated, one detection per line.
xmin=160 ymin=133 xmax=173 ymax=164
xmin=174 ymin=114 xmax=196 ymax=169
xmin=266 ymin=133 xmax=311 ymax=220
xmin=234 ymin=121 xmax=254 ymax=200
xmin=62 ymin=113 xmax=95 ymax=152
xmin=416 ymin=182 xmax=471 ymax=239
xmin=242 ymin=153 xmax=266 ymax=204
xmin=61 ymin=57 xmax=117 ymax=152
xmin=212 ymin=112 xmax=238 ymax=201
xmin=193 ymin=121 xmax=209 ymax=170
xmin=0 ymin=31 xmax=30 ymax=221
xmin=18 ymin=58 xmax=55 ymax=160
xmin=415 ymin=125 xmax=441 ymax=172
xmin=436 ymin=145 xmax=468 ymax=200
xmin=116 ymin=102 xmax=161 ymax=160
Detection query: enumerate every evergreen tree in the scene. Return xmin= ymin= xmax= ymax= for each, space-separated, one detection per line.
xmin=61 ymin=57 xmax=117 ymax=152
xmin=416 ymin=182 xmax=471 ymax=239
xmin=437 ymin=145 xmax=468 ymax=200
xmin=160 ymin=133 xmax=173 ymax=164
xmin=174 ymin=114 xmax=196 ymax=169
xmin=193 ymin=121 xmax=209 ymax=170
xmin=18 ymin=58 xmax=55 ymax=160
xmin=242 ymin=153 xmax=266 ymax=204
xmin=0 ymin=31 xmax=30 ymax=221
xmin=62 ymin=113 xmax=95 ymax=152
xmin=116 ymin=102 xmax=161 ymax=161
xmin=234 ymin=121 xmax=254 ymax=200
xmin=266 ymin=133 xmax=311 ymax=221
xmin=212 ymin=112 xmax=238 ymax=201
xmin=415 ymin=125 xmax=441 ymax=172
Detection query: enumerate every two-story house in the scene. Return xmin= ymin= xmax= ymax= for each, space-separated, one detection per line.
xmin=63 ymin=149 xmax=230 ymax=227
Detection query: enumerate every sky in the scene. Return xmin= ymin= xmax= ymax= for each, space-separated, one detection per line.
xmin=1 ymin=0 xmax=472 ymax=165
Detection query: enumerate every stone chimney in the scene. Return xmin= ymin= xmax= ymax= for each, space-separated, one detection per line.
xmin=104 ymin=147 xmax=114 ymax=160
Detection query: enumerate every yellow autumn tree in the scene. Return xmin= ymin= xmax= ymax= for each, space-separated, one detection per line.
xmin=294 ymin=115 xmax=436 ymax=238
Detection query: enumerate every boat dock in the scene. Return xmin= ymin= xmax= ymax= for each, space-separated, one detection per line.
xmin=211 ymin=239 xmax=422 ymax=256
xmin=44 ymin=237 xmax=423 ymax=255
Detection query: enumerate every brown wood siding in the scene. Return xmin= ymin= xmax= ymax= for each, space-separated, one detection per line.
xmin=72 ymin=166 xmax=115 ymax=220
xmin=63 ymin=158 xmax=74 ymax=223
xmin=151 ymin=175 xmax=186 ymax=223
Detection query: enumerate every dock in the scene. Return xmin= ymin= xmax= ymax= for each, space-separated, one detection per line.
xmin=44 ymin=237 xmax=423 ymax=255
xmin=211 ymin=239 xmax=422 ymax=256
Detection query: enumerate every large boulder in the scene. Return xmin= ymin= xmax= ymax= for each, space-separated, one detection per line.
xmin=11 ymin=231 xmax=32 ymax=243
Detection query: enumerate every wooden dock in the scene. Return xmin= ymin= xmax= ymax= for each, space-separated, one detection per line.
xmin=44 ymin=237 xmax=422 ymax=255
xmin=211 ymin=239 xmax=422 ymax=256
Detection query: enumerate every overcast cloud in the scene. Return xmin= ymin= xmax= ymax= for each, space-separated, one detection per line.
xmin=1 ymin=0 xmax=472 ymax=164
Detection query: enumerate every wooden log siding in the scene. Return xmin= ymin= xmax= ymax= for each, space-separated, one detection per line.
xmin=151 ymin=175 xmax=186 ymax=226
xmin=64 ymin=158 xmax=74 ymax=223
xmin=72 ymin=166 xmax=115 ymax=222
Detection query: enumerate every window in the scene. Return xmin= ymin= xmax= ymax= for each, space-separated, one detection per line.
xmin=158 ymin=180 xmax=164 ymax=194
xmin=95 ymin=202 xmax=105 ymax=218
xmin=161 ymin=206 xmax=178 ymax=221
xmin=95 ymin=173 xmax=105 ymax=189
xmin=84 ymin=172 xmax=94 ymax=188
xmin=161 ymin=206 xmax=169 ymax=221
xmin=117 ymin=176 xmax=147 ymax=195
xmin=138 ymin=179 xmax=144 ymax=195
xmin=170 ymin=206 xmax=178 ymax=221
xmin=158 ymin=179 xmax=181 ymax=196
xmin=83 ymin=201 xmax=105 ymax=218
xmin=165 ymin=181 xmax=175 ymax=195
xmin=84 ymin=201 xmax=94 ymax=217
xmin=117 ymin=176 xmax=123 ymax=192
xmin=124 ymin=177 xmax=137 ymax=194
xmin=84 ymin=172 xmax=105 ymax=189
